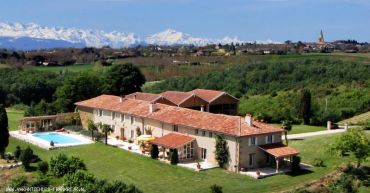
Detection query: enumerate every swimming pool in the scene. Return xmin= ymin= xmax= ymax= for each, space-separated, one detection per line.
xmin=32 ymin=132 xmax=82 ymax=144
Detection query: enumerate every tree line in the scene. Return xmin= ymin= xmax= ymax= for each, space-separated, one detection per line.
xmin=0 ymin=63 xmax=145 ymax=116
xmin=145 ymin=58 xmax=370 ymax=125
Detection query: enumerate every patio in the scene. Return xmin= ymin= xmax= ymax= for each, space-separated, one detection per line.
xmin=240 ymin=163 xmax=312 ymax=179
xmin=107 ymin=136 xmax=219 ymax=171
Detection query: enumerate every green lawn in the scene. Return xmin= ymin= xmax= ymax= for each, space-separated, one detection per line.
xmin=6 ymin=131 xmax=369 ymax=193
xmin=271 ymin=124 xmax=326 ymax=134
xmin=6 ymin=109 xmax=24 ymax=131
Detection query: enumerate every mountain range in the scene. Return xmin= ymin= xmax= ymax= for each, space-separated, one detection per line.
xmin=0 ymin=22 xmax=279 ymax=50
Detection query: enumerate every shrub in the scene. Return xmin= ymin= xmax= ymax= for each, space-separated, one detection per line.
xmin=37 ymin=161 xmax=49 ymax=174
xmin=313 ymin=158 xmax=325 ymax=167
xmin=170 ymin=149 xmax=179 ymax=165
xmin=210 ymin=184 xmax=223 ymax=193
xmin=9 ymin=176 xmax=28 ymax=190
xmin=64 ymin=125 xmax=83 ymax=132
xmin=291 ymin=155 xmax=301 ymax=172
xmin=150 ymin=144 xmax=159 ymax=159
xmin=64 ymin=170 xmax=142 ymax=193
xmin=19 ymin=146 xmax=35 ymax=169
xmin=13 ymin=146 xmax=21 ymax=159
xmin=49 ymin=154 xmax=86 ymax=177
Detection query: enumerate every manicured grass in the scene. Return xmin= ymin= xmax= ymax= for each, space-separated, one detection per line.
xmin=6 ymin=130 xmax=369 ymax=193
xmin=6 ymin=109 xmax=24 ymax=131
xmin=271 ymin=124 xmax=327 ymax=134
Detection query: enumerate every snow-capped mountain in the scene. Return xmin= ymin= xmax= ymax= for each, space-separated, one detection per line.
xmin=0 ymin=22 xmax=277 ymax=50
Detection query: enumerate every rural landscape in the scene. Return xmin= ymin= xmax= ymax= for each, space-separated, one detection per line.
xmin=0 ymin=0 xmax=370 ymax=193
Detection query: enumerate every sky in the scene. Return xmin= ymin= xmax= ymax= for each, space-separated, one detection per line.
xmin=0 ymin=0 xmax=369 ymax=42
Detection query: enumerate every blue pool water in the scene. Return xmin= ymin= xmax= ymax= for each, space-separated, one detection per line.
xmin=32 ymin=132 xmax=81 ymax=144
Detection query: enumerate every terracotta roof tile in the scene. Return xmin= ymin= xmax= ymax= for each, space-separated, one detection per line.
xmin=160 ymin=91 xmax=192 ymax=105
xmin=151 ymin=133 xmax=195 ymax=148
xmin=189 ymin=89 xmax=225 ymax=102
xmin=125 ymin=92 xmax=161 ymax=102
xmin=75 ymin=95 xmax=283 ymax=137
xmin=258 ymin=143 xmax=300 ymax=158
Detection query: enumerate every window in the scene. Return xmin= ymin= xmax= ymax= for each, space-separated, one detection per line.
xmin=195 ymin=129 xmax=199 ymax=135
xmin=249 ymin=137 xmax=256 ymax=146
xmin=130 ymin=130 xmax=134 ymax=138
xmin=249 ymin=153 xmax=255 ymax=167
xmin=209 ymin=132 xmax=213 ymax=138
xmin=98 ymin=109 xmax=103 ymax=117
xmin=173 ymin=125 xmax=178 ymax=132
xmin=121 ymin=114 xmax=124 ymax=122
xmin=201 ymin=148 xmax=207 ymax=159
xmin=266 ymin=135 xmax=273 ymax=144
xmin=111 ymin=125 xmax=115 ymax=132
xmin=112 ymin=112 xmax=115 ymax=120
xmin=181 ymin=142 xmax=194 ymax=160
xmin=130 ymin=116 xmax=134 ymax=124
xmin=202 ymin=131 xmax=206 ymax=136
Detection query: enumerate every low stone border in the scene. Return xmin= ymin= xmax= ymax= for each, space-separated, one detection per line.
xmin=0 ymin=161 xmax=22 ymax=170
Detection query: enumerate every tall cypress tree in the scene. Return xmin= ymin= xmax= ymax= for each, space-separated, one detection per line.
xmin=299 ymin=89 xmax=312 ymax=124
xmin=0 ymin=104 xmax=9 ymax=158
xmin=215 ymin=135 xmax=229 ymax=168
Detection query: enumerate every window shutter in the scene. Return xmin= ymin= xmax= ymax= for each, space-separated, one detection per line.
xmin=265 ymin=136 xmax=268 ymax=144
xmin=248 ymin=138 xmax=251 ymax=146
xmin=272 ymin=135 xmax=275 ymax=143
xmin=255 ymin=137 xmax=258 ymax=145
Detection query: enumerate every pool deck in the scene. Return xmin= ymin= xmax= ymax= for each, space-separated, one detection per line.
xmin=10 ymin=130 xmax=93 ymax=150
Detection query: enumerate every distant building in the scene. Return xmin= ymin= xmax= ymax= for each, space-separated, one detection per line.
xmin=318 ymin=30 xmax=325 ymax=48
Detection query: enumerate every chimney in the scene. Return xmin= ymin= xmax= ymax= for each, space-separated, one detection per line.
xmin=134 ymin=94 xmax=137 ymax=100
xmin=149 ymin=103 xmax=157 ymax=113
xmin=119 ymin=96 xmax=123 ymax=102
xmin=245 ymin=114 xmax=253 ymax=127
xmin=200 ymin=105 xmax=205 ymax=112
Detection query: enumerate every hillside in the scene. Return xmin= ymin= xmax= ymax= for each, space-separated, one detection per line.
xmin=338 ymin=111 xmax=370 ymax=125
xmin=145 ymin=57 xmax=370 ymax=125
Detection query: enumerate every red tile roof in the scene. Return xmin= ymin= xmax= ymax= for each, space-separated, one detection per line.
xmin=258 ymin=143 xmax=300 ymax=158
xmin=19 ymin=115 xmax=58 ymax=121
xmin=75 ymin=95 xmax=283 ymax=137
xmin=151 ymin=133 xmax=195 ymax=148
xmin=160 ymin=91 xmax=192 ymax=105
xmin=125 ymin=92 xmax=161 ymax=102
xmin=189 ymin=89 xmax=225 ymax=102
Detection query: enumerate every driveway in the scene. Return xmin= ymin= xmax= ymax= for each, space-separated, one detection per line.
xmin=285 ymin=129 xmax=346 ymax=140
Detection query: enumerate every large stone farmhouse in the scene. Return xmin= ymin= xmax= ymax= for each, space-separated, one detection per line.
xmin=75 ymin=90 xmax=299 ymax=172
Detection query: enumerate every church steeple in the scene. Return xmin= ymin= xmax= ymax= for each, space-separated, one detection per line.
xmin=318 ymin=30 xmax=325 ymax=44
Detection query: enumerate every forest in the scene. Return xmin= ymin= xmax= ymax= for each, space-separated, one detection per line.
xmin=145 ymin=58 xmax=370 ymax=125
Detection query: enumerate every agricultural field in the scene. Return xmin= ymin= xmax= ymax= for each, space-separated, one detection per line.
xmin=338 ymin=111 xmax=370 ymax=125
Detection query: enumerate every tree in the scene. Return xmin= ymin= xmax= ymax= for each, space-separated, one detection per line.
xmin=170 ymin=148 xmax=179 ymax=165
xmin=210 ymin=184 xmax=223 ymax=193
xmin=282 ymin=120 xmax=292 ymax=145
xmin=104 ymin=63 xmax=146 ymax=95
xmin=0 ymin=104 xmax=9 ymax=158
xmin=150 ymin=144 xmax=159 ymax=159
xmin=298 ymin=89 xmax=312 ymax=124
xmin=101 ymin=124 xmax=113 ymax=145
xmin=329 ymin=128 xmax=370 ymax=168
xmin=87 ymin=119 xmax=97 ymax=141
xmin=54 ymin=72 xmax=103 ymax=112
xmin=49 ymin=154 xmax=86 ymax=177
xmin=19 ymin=146 xmax=34 ymax=169
xmin=215 ymin=135 xmax=229 ymax=168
